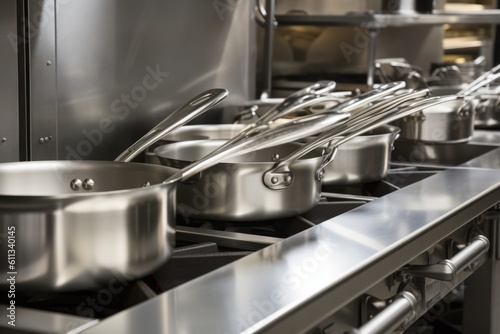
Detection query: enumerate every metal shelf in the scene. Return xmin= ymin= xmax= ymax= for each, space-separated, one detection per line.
xmin=275 ymin=10 xmax=500 ymax=26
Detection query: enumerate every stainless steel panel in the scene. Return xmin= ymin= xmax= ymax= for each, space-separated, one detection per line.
xmin=52 ymin=0 xmax=254 ymax=161
xmin=81 ymin=166 xmax=500 ymax=334
xmin=0 ymin=0 xmax=19 ymax=162
xmin=29 ymin=0 xmax=58 ymax=160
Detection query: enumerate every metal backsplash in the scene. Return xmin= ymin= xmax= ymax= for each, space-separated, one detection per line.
xmin=28 ymin=0 xmax=255 ymax=161
xmin=0 ymin=0 xmax=19 ymax=162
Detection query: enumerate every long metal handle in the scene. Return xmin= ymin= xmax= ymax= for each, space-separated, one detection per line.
xmin=402 ymin=235 xmax=490 ymax=281
xmin=255 ymin=81 xmax=338 ymax=125
xmin=262 ymin=90 xmax=433 ymax=189
xmin=207 ymin=82 xmax=340 ymax=155
xmin=234 ymin=81 xmax=401 ymax=149
xmin=458 ymin=64 xmax=500 ymax=95
xmin=315 ymin=94 xmax=463 ymax=175
xmin=345 ymin=292 xmax=419 ymax=334
xmin=330 ymin=81 xmax=406 ymax=117
xmin=162 ymin=112 xmax=350 ymax=183
xmin=114 ymin=89 xmax=228 ymax=162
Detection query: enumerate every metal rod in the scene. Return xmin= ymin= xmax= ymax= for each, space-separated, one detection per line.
xmin=346 ymin=292 xmax=418 ymax=334
xmin=261 ymin=0 xmax=275 ymax=99
xmin=176 ymin=226 xmax=283 ymax=251
xmin=366 ymin=28 xmax=378 ymax=89
xmin=321 ymin=192 xmax=377 ymax=202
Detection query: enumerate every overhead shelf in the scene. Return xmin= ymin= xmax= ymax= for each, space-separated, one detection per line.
xmin=275 ymin=10 xmax=500 ymax=27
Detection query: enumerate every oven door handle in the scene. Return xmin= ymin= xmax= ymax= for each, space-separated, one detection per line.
xmin=402 ymin=235 xmax=490 ymax=281
xmin=345 ymin=291 xmax=419 ymax=334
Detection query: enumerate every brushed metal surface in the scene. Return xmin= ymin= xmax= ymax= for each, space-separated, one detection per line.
xmin=323 ymin=125 xmax=400 ymax=184
xmin=392 ymin=99 xmax=475 ymax=143
xmin=156 ymin=140 xmax=325 ymax=221
xmin=0 ymin=161 xmax=178 ymax=291
xmin=144 ymin=124 xmax=246 ymax=165
xmin=0 ymin=0 xmax=20 ymax=162
xmin=52 ymin=0 xmax=254 ymax=161
xmin=28 ymin=0 xmax=58 ymax=160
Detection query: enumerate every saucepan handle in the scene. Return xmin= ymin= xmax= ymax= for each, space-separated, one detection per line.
xmin=211 ymin=81 xmax=342 ymax=154
xmin=314 ymin=94 xmax=462 ymax=178
xmin=263 ymin=94 xmax=461 ymax=189
xmin=163 ymin=111 xmax=351 ymax=184
xmin=459 ymin=64 xmax=500 ymax=95
xmin=114 ymin=89 xmax=228 ymax=162
xmin=253 ymin=80 xmax=338 ymax=126
xmin=261 ymin=85 xmax=422 ymax=190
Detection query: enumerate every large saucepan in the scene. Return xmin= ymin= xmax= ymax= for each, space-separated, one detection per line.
xmin=0 ymin=89 xmax=229 ymax=291
xmin=0 ymin=89 xmax=352 ymax=292
xmin=155 ymin=90 xmax=461 ymax=222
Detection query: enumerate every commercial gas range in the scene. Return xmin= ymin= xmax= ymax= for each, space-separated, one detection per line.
xmin=1 ymin=131 xmax=500 ymax=334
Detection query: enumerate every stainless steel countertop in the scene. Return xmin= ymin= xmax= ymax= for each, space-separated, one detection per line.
xmin=81 ymin=144 xmax=500 ymax=334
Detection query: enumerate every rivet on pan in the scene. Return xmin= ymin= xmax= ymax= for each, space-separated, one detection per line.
xmin=142 ymin=181 xmax=151 ymax=188
xmin=271 ymin=177 xmax=279 ymax=184
xmin=271 ymin=154 xmax=280 ymax=161
xmin=1 ymin=138 xmax=6 ymax=143
xmin=285 ymin=175 xmax=292 ymax=183
xmin=82 ymin=178 xmax=95 ymax=190
xmin=70 ymin=179 xmax=82 ymax=191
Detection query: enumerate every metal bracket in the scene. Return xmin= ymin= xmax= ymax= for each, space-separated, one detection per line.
xmin=263 ymin=170 xmax=294 ymax=190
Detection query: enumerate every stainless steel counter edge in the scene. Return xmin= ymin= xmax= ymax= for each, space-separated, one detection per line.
xmin=80 ymin=146 xmax=500 ymax=334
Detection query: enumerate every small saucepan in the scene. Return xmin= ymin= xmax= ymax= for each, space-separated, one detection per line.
xmin=391 ymin=66 xmax=500 ymax=143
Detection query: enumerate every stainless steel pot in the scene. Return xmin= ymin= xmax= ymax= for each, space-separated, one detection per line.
xmin=156 ymin=140 xmax=327 ymax=221
xmin=433 ymin=66 xmax=500 ymax=129
xmin=0 ymin=89 xmax=230 ymax=292
xmin=474 ymin=91 xmax=500 ymax=129
xmin=322 ymin=125 xmax=400 ymax=185
xmin=391 ymin=97 xmax=475 ymax=143
xmin=155 ymin=92 xmax=460 ymax=222
xmin=0 ymin=93 xmax=349 ymax=292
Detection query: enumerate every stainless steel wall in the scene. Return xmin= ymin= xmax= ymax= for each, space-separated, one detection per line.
xmin=28 ymin=0 xmax=255 ymax=161
xmin=0 ymin=0 xmax=19 ymax=162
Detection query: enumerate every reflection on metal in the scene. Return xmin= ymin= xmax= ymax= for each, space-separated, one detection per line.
xmin=30 ymin=0 xmax=255 ymax=161
xmin=81 ymin=158 xmax=500 ymax=333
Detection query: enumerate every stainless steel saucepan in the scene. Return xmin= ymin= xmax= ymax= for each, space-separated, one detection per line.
xmin=0 ymin=89 xmax=350 ymax=292
xmin=154 ymin=89 xmax=458 ymax=222
xmin=387 ymin=64 xmax=500 ymax=143
xmin=0 ymin=89 xmax=229 ymax=292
